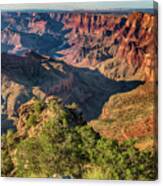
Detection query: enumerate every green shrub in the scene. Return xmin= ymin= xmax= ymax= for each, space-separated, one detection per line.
xmin=33 ymin=100 xmax=44 ymax=114
xmin=26 ymin=114 xmax=37 ymax=128
xmin=1 ymin=134 xmax=14 ymax=177
xmin=1 ymin=98 xmax=157 ymax=180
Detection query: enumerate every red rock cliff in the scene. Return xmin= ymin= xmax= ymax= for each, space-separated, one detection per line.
xmin=57 ymin=12 xmax=157 ymax=81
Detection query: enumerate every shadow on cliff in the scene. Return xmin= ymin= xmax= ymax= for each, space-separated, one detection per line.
xmin=1 ymin=52 xmax=144 ymax=122
xmin=1 ymin=14 xmax=72 ymax=56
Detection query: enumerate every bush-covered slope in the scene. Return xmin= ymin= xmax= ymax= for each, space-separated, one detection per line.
xmin=1 ymin=96 xmax=157 ymax=180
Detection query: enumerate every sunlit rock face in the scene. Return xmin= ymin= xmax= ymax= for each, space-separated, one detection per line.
xmin=1 ymin=11 xmax=157 ymax=81
xmin=60 ymin=12 xmax=157 ymax=82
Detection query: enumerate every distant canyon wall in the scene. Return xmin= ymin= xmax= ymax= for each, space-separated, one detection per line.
xmin=1 ymin=11 xmax=157 ymax=81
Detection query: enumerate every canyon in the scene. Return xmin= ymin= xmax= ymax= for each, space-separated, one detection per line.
xmin=2 ymin=11 xmax=157 ymax=81
xmin=1 ymin=11 xmax=157 ymax=143
xmin=1 ymin=51 xmax=142 ymax=133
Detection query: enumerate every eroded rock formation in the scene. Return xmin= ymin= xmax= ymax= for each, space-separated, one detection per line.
xmin=60 ymin=12 xmax=157 ymax=81
xmin=1 ymin=11 xmax=157 ymax=81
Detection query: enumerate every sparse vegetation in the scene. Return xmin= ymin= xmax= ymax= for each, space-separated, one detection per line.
xmin=91 ymin=82 xmax=156 ymax=144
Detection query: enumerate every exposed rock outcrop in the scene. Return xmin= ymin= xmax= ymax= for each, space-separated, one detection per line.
xmin=90 ymin=82 xmax=157 ymax=146
xmin=1 ymin=11 xmax=157 ymax=81
xmin=16 ymin=96 xmax=85 ymax=138
xmin=60 ymin=12 xmax=157 ymax=81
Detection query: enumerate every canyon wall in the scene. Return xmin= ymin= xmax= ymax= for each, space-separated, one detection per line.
xmin=1 ymin=11 xmax=157 ymax=82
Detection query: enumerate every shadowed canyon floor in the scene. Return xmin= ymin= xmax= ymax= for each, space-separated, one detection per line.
xmin=1 ymin=52 xmax=143 ymax=133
